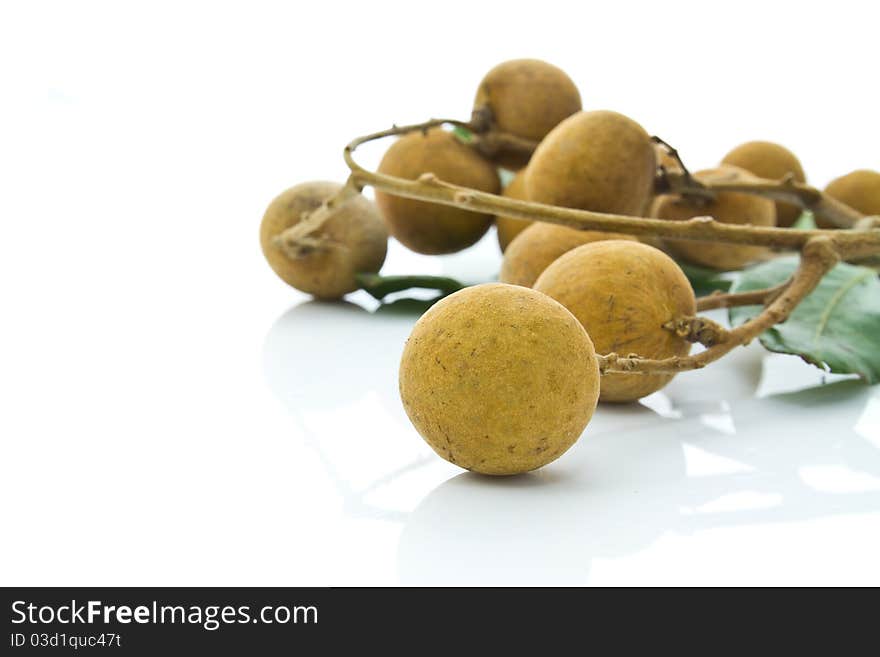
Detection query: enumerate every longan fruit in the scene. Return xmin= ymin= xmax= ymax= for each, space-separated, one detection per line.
xmin=399 ymin=283 xmax=600 ymax=475
xmin=526 ymin=110 xmax=657 ymax=217
xmin=473 ymin=59 xmax=581 ymax=168
xmin=534 ymin=241 xmax=696 ymax=403
xmin=500 ymin=222 xmax=638 ymax=288
xmin=259 ymin=181 xmax=388 ymax=299
xmin=822 ymin=169 xmax=880 ymax=228
xmin=494 ymin=169 xmax=532 ymax=252
xmin=375 ymin=129 xmax=500 ymax=254
xmin=721 ymin=141 xmax=806 ymax=227
xmin=652 ymin=165 xmax=776 ymax=270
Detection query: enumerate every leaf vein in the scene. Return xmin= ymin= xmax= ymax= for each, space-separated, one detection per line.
xmin=811 ymin=270 xmax=874 ymax=356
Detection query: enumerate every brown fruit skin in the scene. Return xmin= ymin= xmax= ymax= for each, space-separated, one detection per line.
xmin=399 ymin=283 xmax=600 ymax=475
xmin=721 ymin=141 xmax=806 ymax=227
xmin=525 ymin=110 xmax=657 ymax=217
xmin=500 ymin=222 xmax=637 ymax=288
xmin=259 ymin=181 xmax=387 ymax=299
xmin=474 ymin=59 xmax=581 ymax=144
xmin=822 ymin=169 xmax=880 ymax=228
xmin=534 ymin=241 xmax=696 ymax=403
xmin=495 ymin=170 xmax=533 ymax=252
xmin=652 ymin=166 xmax=776 ymax=270
xmin=375 ymin=129 xmax=499 ymax=254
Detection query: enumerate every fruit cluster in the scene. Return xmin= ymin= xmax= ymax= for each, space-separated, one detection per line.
xmin=260 ymin=59 xmax=880 ymax=476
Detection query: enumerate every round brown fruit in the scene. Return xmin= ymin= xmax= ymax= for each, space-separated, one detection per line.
xmin=822 ymin=169 xmax=880 ymax=228
xmin=525 ymin=110 xmax=657 ymax=217
xmin=500 ymin=222 xmax=638 ymax=288
xmin=399 ymin=283 xmax=600 ymax=475
xmin=534 ymin=241 xmax=696 ymax=403
xmin=652 ymin=165 xmax=776 ymax=270
xmin=494 ymin=169 xmax=532 ymax=252
xmin=721 ymin=141 xmax=806 ymax=227
xmin=473 ymin=59 xmax=581 ymax=169
xmin=259 ymin=181 xmax=388 ymax=299
xmin=375 ymin=129 xmax=500 ymax=254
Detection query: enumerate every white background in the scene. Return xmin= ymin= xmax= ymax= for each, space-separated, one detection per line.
xmin=2 ymin=0 xmax=879 ymax=585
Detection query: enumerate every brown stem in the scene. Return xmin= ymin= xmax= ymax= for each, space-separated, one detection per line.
xmin=663 ymin=316 xmax=730 ymax=347
xmin=338 ymin=118 xmax=878 ymax=377
xmin=598 ymin=238 xmax=840 ymax=374
xmin=468 ymin=103 xmax=540 ymax=159
xmin=350 ymin=117 xmax=865 ymax=232
xmin=665 ymin=170 xmax=864 ymax=229
xmin=471 ymin=130 xmax=540 ymax=160
xmin=347 ymin=118 xmax=475 ymax=150
xmin=344 ymin=119 xmax=880 ymax=256
xmin=344 ymin=123 xmax=880 ymax=260
xmin=272 ymin=177 xmax=361 ymax=259
xmin=328 ymin=117 xmax=880 ymax=386
xmin=696 ymin=280 xmax=791 ymax=311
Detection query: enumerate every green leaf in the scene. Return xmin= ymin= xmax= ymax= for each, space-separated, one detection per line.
xmin=452 ymin=126 xmax=474 ymax=144
xmin=677 ymin=261 xmax=734 ymax=296
xmin=355 ymin=273 xmax=466 ymax=302
xmin=373 ymin=296 xmax=444 ymax=316
xmin=729 ymin=256 xmax=880 ymax=383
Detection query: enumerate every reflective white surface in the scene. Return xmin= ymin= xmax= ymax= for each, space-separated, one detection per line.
xmin=6 ymin=225 xmax=878 ymax=586
xmin=267 ymin=238 xmax=880 ymax=586
xmin=2 ymin=0 xmax=879 ymax=586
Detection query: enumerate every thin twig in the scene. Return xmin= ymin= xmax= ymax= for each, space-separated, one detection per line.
xmin=352 ymin=118 xmax=865 ymax=231
xmin=337 ymin=117 xmax=880 ymax=377
xmin=273 ymin=177 xmax=362 ymax=259
xmin=343 ymin=120 xmax=880 ymax=260
xmin=663 ymin=316 xmax=730 ymax=347
xmin=346 ymin=117 xmax=475 ymax=153
xmin=665 ymin=170 xmax=864 ymax=229
xmin=598 ymin=238 xmax=840 ymax=374
xmin=470 ymin=130 xmax=540 ymax=160
xmin=696 ymin=280 xmax=791 ymax=311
